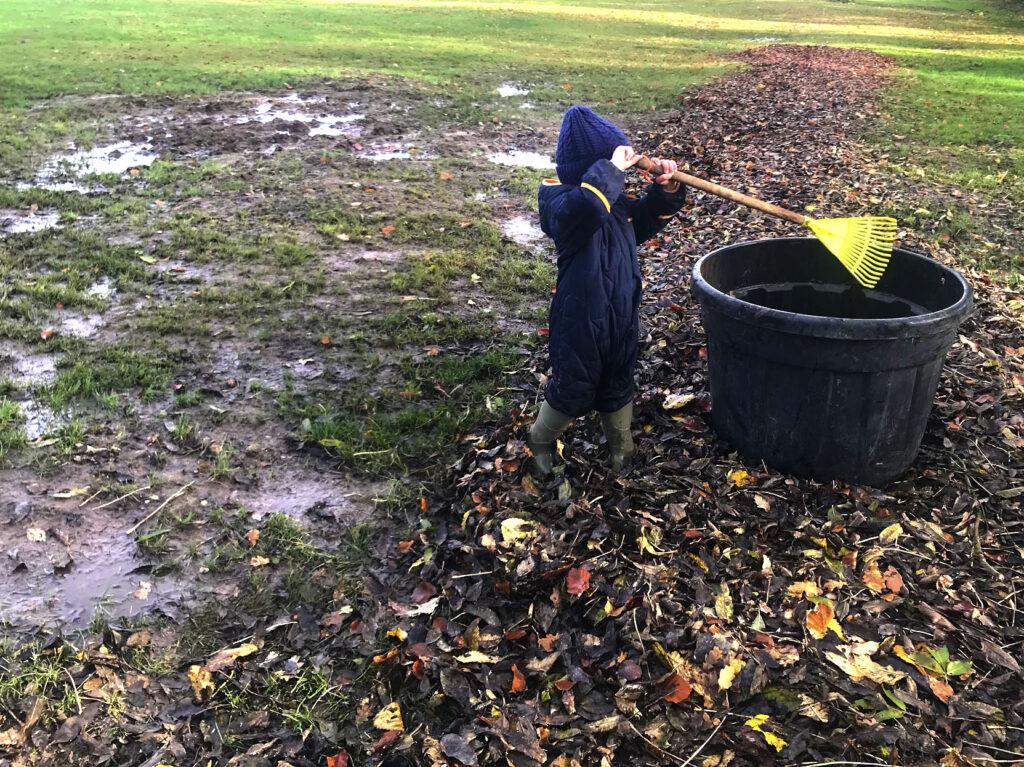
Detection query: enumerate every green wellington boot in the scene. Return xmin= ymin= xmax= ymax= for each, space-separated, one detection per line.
xmin=601 ymin=402 xmax=636 ymax=473
xmin=526 ymin=402 xmax=573 ymax=479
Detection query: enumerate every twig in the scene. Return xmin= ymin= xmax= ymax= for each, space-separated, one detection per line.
xmin=63 ymin=667 xmax=82 ymax=714
xmin=93 ymin=483 xmax=153 ymax=511
xmin=625 ymin=720 xmax=688 ymax=765
xmin=972 ymin=517 xmax=1003 ymax=579
xmin=126 ymin=481 xmax=196 ymax=535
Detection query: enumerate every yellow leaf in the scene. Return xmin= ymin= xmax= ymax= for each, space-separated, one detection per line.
xmin=826 ymin=643 xmax=906 ymax=685
xmin=387 ymin=627 xmax=408 ymax=642
xmin=188 ymin=664 xmax=214 ymax=701
xmin=373 ymin=702 xmax=404 ymax=731
xmin=718 ymin=658 xmax=745 ymax=690
xmin=500 ymin=517 xmax=537 ymax=544
xmin=455 ymin=651 xmax=500 ymax=664
xmin=249 ymin=555 xmax=271 ymax=567
xmin=879 ymin=522 xmax=904 ymax=545
xmin=786 ymin=581 xmax=820 ymax=599
xmin=862 ymin=561 xmax=885 ymax=593
xmin=744 ymin=714 xmax=787 ymax=752
xmin=714 ymin=583 xmax=734 ymax=621
xmin=52 ymin=486 xmax=89 ymax=498
xmin=728 ymin=469 xmax=752 ymax=487
xmin=205 ymin=642 xmax=258 ymax=672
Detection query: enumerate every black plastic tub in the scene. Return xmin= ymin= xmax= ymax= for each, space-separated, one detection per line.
xmin=692 ymin=237 xmax=972 ymax=485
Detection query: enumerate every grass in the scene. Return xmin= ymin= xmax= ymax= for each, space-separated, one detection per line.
xmin=0 ymin=398 xmax=26 ymax=458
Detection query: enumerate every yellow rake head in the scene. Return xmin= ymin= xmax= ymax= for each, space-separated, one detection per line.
xmin=805 ymin=216 xmax=898 ymax=289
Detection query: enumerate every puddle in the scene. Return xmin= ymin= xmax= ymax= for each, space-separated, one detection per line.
xmin=19 ymin=141 xmax=157 ymax=193
xmin=234 ymin=468 xmax=382 ymax=524
xmin=1 ymin=209 xmax=60 ymax=235
xmin=497 ymin=82 xmax=529 ymax=98
xmin=502 ymin=215 xmax=546 ymax=249
xmin=241 ymin=95 xmax=364 ymax=138
xmin=60 ymin=313 xmax=105 ymax=338
xmin=20 ymin=400 xmax=58 ymax=441
xmin=0 ymin=499 xmax=185 ymax=632
xmin=357 ymin=143 xmax=430 ymax=162
xmin=87 ymin=277 xmax=116 ymax=301
xmin=487 ymin=150 xmax=554 ymax=170
xmin=6 ymin=352 xmax=58 ymax=387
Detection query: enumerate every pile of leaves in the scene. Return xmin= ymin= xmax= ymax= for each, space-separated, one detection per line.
xmin=6 ymin=45 xmax=1022 ymax=767
xmin=358 ymin=45 xmax=1023 ymax=766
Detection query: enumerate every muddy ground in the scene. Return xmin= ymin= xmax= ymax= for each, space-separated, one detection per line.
xmin=0 ymin=77 xmax=555 ymax=636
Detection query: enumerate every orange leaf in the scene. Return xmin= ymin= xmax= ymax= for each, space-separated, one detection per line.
xmin=929 ymin=676 xmax=954 ymax=703
xmin=320 ymin=335 xmax=331 ymax=346
xmin=566 ymin=567 xmax=591 ymax=596
xmin=511 ymin=663 xmax=527 ymax=693
xmin=326 ymin=750 xmax=350 ymax=767
xmin=862 ymin=562 xmax=885 ymax=593
xmin=439 ymin=171 xmax=452 ymax=181
xmin=40 ymin=327 xmax=56 ymax=340
xmin=806 ymin=601 xmax=834 ymax=640
xmin=554 ymin=677 xmax=575 ymax=691
xmin=884 ymin=566 xmax=904 ymax=593
xmin=381 ymin=225 xmax=396 ymax=235
xmin=662 ymin=673 xmax=692 ymax=703
xmin=538 ymin=634 xmax=560 ymax=652
xmin=396 ymin=540 xmax=414 ymax=554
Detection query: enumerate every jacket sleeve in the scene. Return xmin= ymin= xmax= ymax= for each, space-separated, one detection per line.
xmin=539 ymin=160 xmax=625 ymax=253
xmin=627 ymin=182 xmax=687 ymax=244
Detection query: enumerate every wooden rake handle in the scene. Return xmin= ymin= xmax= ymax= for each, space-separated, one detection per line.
xmin=636 ymin=156 xmax=808 ymax=226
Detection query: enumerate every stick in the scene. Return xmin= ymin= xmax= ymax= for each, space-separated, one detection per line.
xmin=637 ymin=156 xmax=808 ymax=225
xmin=126 ymin=481 xmax=196 ymax=535
xmin=92 ymin=483 xmax=153 ymax=511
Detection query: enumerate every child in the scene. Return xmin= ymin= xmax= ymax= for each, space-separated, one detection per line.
xmin=527 ymin=105 xmax=686 ymax=477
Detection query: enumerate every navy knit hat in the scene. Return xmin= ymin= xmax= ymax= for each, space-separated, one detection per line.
xmin=555 ymin=105 xmax=629 ymax=186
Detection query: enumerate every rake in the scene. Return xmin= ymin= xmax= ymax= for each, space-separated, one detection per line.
xmin=637 ymin=157 xmax=898 ymax=288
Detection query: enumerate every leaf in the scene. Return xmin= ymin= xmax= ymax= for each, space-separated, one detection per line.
xmin=205 ymin=642 xmax=258 ymax=672
xmin=806 ymin=601 xmax=834 ymax=640
xmin=139 ymin=254 xmax=157 ymax=264
xmin=187 ymin=664 xmax=214 ymax=701
xmin=928 ymin=676 xmax=955 ymax=703
xmin=500 ymin=517 xmax=537 ymax=544
xmin=787 ymin=581 xmax=820 ymax=598
xmin=947 ymin=659 xmax=973 ymax=677
xmin=879 ymin=522 xmax=904 ymax=545
xmin=566 ymin=567 xmax=591 ymax=596
xmin=381 ymin=225 xmax=396 ymax=235
xmin=862 ymin=561 xmax=885 ymax=593
xmin=728 ymin=469 xmax=752 ymax=486
xmin=510 ymin=663 xmax=527 ymax=693
xmin=249 ymin=555 xmax=270 ymax=567
xmin=826 ymin=644 xmax=906 ymax=685
xmin=455 ymin=651 xmax=501 ymax=664
xmin=325 ymin=751 xmax=350 ymax=767
xmin=718 ymin=658 xmax=745 ymax=690
xmin=439 ymin=734 xmax=478 ymax=766
xmin=373 ymin=702 xmax=404 ymax=731
xmin=714 ymin=583 xmax=734 ymax=621
xmin=53 ymin=486 xmax=88 ymax=498
xmin=753 ymin=493 xmax=772 ymax=511
xmin=245 ymin=528 xmax=260 ymax=547
xmin=662 ymin=673 xmax=692 ymax=703
xmin=40 ymin=326 xmax=56 ymax=340
xmin=26 ymin=527 xmax=46 ymax=543
xmin=744 ymin=714 xmax=787 ymax=752
xmin=411 ymin=581 xmax=438 ymax=604
xmin=663 ymin=392 xmax=696 ymax=410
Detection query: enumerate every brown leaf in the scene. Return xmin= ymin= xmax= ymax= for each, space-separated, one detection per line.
xmin=511 ymin=663 xmax=527 ymax=693
xmin=326 ymin=751 xmax=350 ymax=767
xmin=929 ymin=676 xmax=955 ymax=703
xmin=662 ymin=673 xmax=692 ymax=703
xmin=205 ymin=643 xmax=258 ymax=672
xmin=566 ymin=566 xmax=591 ymax=595
xmin=246 ymin=528 xmax=260 ymax=547
xmin=411 ymin=581 xmax=438 ymax=604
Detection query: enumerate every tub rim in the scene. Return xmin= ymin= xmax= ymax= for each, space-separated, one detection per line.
xmin=692 ymin=237 xmax=973 ymax=340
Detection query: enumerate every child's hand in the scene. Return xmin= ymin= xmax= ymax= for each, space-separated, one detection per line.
xmin=611 ymin=145 xmax=641 ymax=172
xmin=649 ymin=157 xmax=681 ymax=192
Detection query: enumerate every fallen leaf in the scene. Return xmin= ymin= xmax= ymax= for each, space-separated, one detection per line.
xmin=566 ymin=567 xmax=591 ymax=595
xmin=455 ymin=651 xmax=501 ymax=664
xmin=806 ymin=601 xmax=834 ymax=640
xmin=787 ymin=581 xmax=820 ymax=598
xmin=187 ymin=664 xmax=214 ymax=701
xmin=326 ymin=751 xmax=350 ymax=767
xmin=249 ymin=555 xmax=271 ymax=567
xmin=373 ymin=702 xmax=404 ymax=731
xmin=718 ymin=658 xmax=745 ymax=690
xmin=501 ymin=517 xmax=537 ymax=544
xmin=246 ymin=528 xmax=260 ymax=547
xmin=714 ymin=583 xmax=734 ymax=621
xmin=205 ymin=642 xmax=258 ymax=672
xmin=826 ymin=643 xmax=906 ymax=685
xmin=440 ymin=733 xmax=478 ymax=766
xmin=728 ymin=469 xmax=753 ymax=486
xmin=929 ymin=676 xmax=955 ymax=703
xmin=879 ymin=522 xmax=904 ymax=545
xmin=26 ymin=527 xmax=46 ymax=543
xmin=511 ymin=663 xmax=527 ymax=693
xmin=744 ymin=714 xmax=787 ymax=752
xmin=662 ymin=673 xmax=692 ymax=703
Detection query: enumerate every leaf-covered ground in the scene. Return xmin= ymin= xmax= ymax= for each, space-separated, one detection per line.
xmin=5 ymin=46 xmax=1024 ymax=766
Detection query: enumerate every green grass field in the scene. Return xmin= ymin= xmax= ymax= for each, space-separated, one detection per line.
xmin=1 ymin=0 xmax=1022 ymax=189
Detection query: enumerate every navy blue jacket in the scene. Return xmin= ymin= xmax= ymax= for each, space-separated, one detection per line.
xmin=538 ymin=159 xmax=687 ymax=417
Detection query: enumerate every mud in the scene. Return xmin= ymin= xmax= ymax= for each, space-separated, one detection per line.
xmin=1 ymin=78 xmax=557 ymax=636
xmin=0 ymin=209 xmax=60 ymax=235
